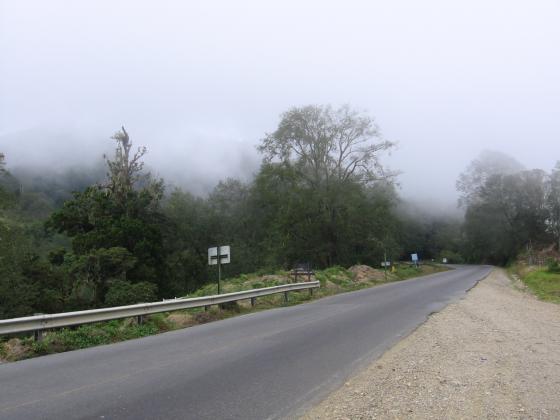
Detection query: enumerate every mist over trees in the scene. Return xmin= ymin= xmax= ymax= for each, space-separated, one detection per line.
xmin=459 ymin=152 xmax=559 ymax=264
xmin=1 ymin=105 xmax=558 ymax=319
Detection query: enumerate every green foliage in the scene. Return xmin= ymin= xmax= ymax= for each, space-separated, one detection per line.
xmin=546 ymin=162 xmax=560 ymax=250
xmin=31 ymin=318 xmax=166 ymax=355
xmin=547 ymin=259 xmax=560 ymax=274
xmin=458 ymin=152 xmax=556 ymax=265
xmin=0 ymin=111 xmax=465 ymax=321
xmin=104 ymin=280 xmax=158 ymax=306
xmin=46 ymin=131 xmax=170 ymax=305
xmin=0 ymin=222 xmax=39 ymax=318
xmin=254 ymin=105 xmax=399 ymax=268
xmin=67 ymin=247 xmax=137 ymax=306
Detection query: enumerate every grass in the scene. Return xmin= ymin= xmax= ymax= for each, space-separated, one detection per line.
xmin=518 ymin=268 xmax=560 ymax=304
xmin=1 ymin=262 xmax=448 ymax=362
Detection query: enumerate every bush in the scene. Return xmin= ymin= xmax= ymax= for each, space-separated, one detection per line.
xmin=104 ymin=280 xmax=158 ymax=307
xmin=547 ymin=259 xmax=560 ymax=274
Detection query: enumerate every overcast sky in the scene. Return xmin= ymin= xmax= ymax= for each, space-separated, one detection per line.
xmin=1 ymin=0 xmax=559 ymax=206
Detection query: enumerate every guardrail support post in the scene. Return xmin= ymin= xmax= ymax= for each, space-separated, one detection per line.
xmin=251 ymin=297 xmax=256 ymax=307
xmin=204 ymin=305 xmax=210 ymax=311
xmin=284 ymin=291 xmax=289 ymax=303
xmin=309 ymin=288 xmax=313 ymax=297
xmin=34 ymin=329 xmax=44 ymax=342
xmin=136 ymin=315 xmax=145 ymax=325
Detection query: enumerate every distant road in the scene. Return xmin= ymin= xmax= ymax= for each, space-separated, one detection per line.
xmin=0 ymin=265 xmax=491 ymax=420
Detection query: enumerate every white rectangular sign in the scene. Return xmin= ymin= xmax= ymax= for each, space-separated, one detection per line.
xmin=208 ymin=246 xmax=231 ymax=265
xmin=380 ymin=261 xmax=391 ymax=267
xmin=411 ymin=253 xmax=418 ymax=262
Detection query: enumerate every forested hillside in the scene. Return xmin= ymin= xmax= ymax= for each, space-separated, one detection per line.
xmin=1 ymin=106 xmax=558 ymax=319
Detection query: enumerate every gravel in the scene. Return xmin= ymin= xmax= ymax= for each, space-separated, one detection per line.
xmin=302 ymin=269 xmax=560 ymax=419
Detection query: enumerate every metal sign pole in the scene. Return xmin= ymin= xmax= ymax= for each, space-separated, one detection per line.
xmin=217 ymin=245 xmax=221 ymax=295
xmin=383 ymin=247 xmax=387 ymax=282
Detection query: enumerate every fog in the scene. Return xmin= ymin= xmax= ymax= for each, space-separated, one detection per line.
xmin=1 ymin=0 xmax=559 ymax=206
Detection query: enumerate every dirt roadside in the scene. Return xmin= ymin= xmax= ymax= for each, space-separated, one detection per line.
xmin=302 ymin=269 xmax=560 ymax=419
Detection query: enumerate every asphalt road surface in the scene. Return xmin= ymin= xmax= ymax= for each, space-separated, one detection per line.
xmin=0 ymin=265 xmax=492 ymax=420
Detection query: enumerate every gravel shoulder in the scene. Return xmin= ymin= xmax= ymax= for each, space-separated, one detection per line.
xmin=303 ymin=268 xmax=560 ymax=419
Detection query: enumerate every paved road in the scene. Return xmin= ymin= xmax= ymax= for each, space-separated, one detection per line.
xmin=0 ymin=265 xmax=492 ymax=420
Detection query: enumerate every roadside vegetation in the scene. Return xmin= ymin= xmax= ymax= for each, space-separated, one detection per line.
xmin=0 ymin=106 xmax=462 ymax=322
xmin=0 ymin=263 xmax=446 ymax=362
xmin=510 ymin=260 xmax=560 ymax=304
xmin=2 ymin=104 xmax=560 ymax=360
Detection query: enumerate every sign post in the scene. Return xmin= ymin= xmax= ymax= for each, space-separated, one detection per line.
xmin=208 ymin=245 xmax=231 ymax=294
xmin=380 ymin=260 xmax=391 ymax=281
xmin=384 ymin=248 xmax=388 ymax=281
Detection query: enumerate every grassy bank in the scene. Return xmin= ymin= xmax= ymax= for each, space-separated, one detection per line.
xmin=1 ymin=263 xmax=448 ymax=362
xmin=511 ymin=264 xmax=560 ymax=304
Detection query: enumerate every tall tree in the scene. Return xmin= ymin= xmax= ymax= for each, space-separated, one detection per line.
xmin=256 ymin=105 xmax=397 ymax=267
xmin=546 ymin=162 xmax=560 ymax=250
xmin=48 ymin=128 xmax=169 ymax=306
xmin=105 ymin=127 xmax=149 ymax=209
xmin=456 ymin=150 xmax=524 ymax=207
xmin=0 ymin=222 xmax=38 ymax=318
xmin=259 ymin=105 xmax=395 ymax=187
xmin=0 ymin=153 xmax=10 ymax=207
xmin=461 ymin=168 xmax=550 ymax=264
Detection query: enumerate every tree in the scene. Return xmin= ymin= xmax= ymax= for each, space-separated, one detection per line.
xmin=105 ymin=127 xmax=148 ymax=209
xmin=460 ymin=168 xmax=550 ymax=264
xmin=69 ymin=247 xmax=138 ymax=306
xmin=0 ymin=222 xmax=39 ymax=318
xmin=457 ymin=150 xmax=524 ymax=207
xmin=257 ymin=105 xmax=397 ymax=267
xmin=47 ymin=128 xmax=170 ymax=306
xmin=546 ymin=162 xmax=560 ymax=250
xmin=259 ymin=105 xmax=395 ymax=187
xmin=163 ymin=189 xmax=213 ymax=292
xmin=0 ymin=153 xmax=11 ymax=208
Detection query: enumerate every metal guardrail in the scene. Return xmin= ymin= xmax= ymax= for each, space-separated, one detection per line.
xmin=0 ymin=281 xmax=320 ymax=337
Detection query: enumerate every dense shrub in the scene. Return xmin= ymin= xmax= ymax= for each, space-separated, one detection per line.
xmin=104 ymin=280 xmax=158 ymax=307
xmin=547 ymin=259 xmax=560 ymax=274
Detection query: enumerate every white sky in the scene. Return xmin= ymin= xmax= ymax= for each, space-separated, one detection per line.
xmin=1 ymin=0 xmax=559 ymax=204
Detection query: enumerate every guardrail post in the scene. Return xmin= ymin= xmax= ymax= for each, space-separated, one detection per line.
xmin=204 ymin=305 xmax=210 ymax=311
xmin=33 ymin=313 xmax=45 ymax=341
xmin=34 ymin=329 xmax=44 ymax=342
xmin=136 ymin=315 xmax=145 ymax=325
xmin=309 ymin=288 xmax=313 ymax=297
xmin=284 ymin=291 xmax=289 ymax=303
xmin=251 ymin=297 xmax=256 ymax=307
